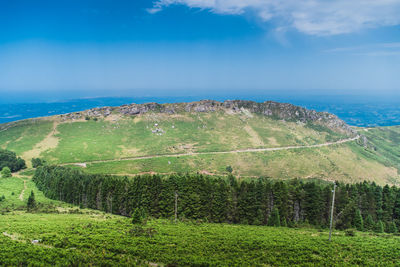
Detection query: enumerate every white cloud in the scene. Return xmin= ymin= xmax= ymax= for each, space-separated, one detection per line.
xmin=150 ymin=0 xmax=400 ymax=36
xmin=324 ymin=42 xmax=400 ymax=56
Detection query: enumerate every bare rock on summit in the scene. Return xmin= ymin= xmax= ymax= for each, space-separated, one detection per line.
xmin=61 ymin=99 xmax=357 ymax=137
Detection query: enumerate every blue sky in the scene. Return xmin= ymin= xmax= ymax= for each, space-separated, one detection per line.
xmin=1 ymin=0 xmax=400 ymax=102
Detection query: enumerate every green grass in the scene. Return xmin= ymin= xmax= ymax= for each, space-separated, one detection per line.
xmin=1 ymin=213 xmax=399 ymax=266
xmin=359 ymin=126 xmax=400 ymax=171
xmin=0 ymin=111 xmax=399 ymax=185
xmin=0 ymin=119 xmax=53 ymax=155
xmin=42 ymin=112 xmax=342 ymax=164
xmin=82 ymin=141 xmax=399 ymax=185
xmin=0 ymin=176 xmax=63 ymax=210
xmin=1 ymin=163 xmax=400 ymax=266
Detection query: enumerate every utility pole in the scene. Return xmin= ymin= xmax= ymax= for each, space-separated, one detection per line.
xmin=329 ymin=183 xmax=337 ymax=242
xmin=174 ymin=191 xmax=178 ymax=223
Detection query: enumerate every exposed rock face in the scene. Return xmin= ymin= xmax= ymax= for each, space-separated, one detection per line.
xmin=60 ymin=100 xmax=357 ymax=136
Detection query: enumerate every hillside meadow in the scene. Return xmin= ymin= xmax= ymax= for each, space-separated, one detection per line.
xmin=0 ymin=110 xmax=399 ymax=184
xmin=0 ymin=175 xmax=399 ymax=266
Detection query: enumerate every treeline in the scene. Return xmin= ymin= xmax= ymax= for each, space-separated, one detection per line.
xmin=33 ymin=166 xmax=400 ymax=232
xmin=0 ymin=149 xmax=26 ymax=172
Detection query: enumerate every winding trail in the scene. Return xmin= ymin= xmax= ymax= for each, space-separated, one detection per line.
xmin=21 ymin=120 xmax=59 ymax=168
xmin=19 ymin=180 xmax=27 ymax=201
xmin=66 ymin=136 xmax=360 ymax=166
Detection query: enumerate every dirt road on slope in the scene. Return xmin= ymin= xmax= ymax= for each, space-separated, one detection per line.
xmin=66 ymin=136 xmax=360 ymax=166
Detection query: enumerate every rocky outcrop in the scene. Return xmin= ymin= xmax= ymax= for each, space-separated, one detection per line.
xmin=60 ymin=100 xmax=357 ymax=136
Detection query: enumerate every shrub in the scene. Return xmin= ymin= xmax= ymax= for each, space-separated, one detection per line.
xmin=345 ymin=229 xmax=356 ymax=237
xmin=32 ymin=158 xmax=46 ymax=168
xmin=226 ymin=165 xmax=233 ymax=173
xmin=1 ymin=167 xmax=12 ymax=178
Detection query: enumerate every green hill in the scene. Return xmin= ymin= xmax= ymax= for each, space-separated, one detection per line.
xmin=1 ymin=100 xmax=399 ymax=184
xmin=1 ymin=175 xmax=399 ymax=266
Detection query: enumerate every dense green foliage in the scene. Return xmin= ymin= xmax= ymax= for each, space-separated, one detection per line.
xmin=1 ymin=170 xmax=399 ymax=266
xmin=0 ymin=149 xmax=26 ymax=172
xmin=32 ymin=158 xmax=46 ymax=168
xmin=34 ymin=166 xmax=400 ymax=232
xmin=27 ymin=190 xmax=37 ymax=211
xmin=1 ymin=166 xmax=12 ymax=178
xmin=1 ymin=213 xmax=400 ymax=266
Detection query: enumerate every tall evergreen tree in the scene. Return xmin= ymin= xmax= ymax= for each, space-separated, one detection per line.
xmin=268 ymin=208 xmax=280 ymax=227
xmin=27 ymin=191 xmax=36 ymax=211
xmin=354 ymin=209 xmax=364 ymax=231
xmin=387 ymin=221 xmax=398 ymax=233
xmin=374 ymin=220 xmax=384 ymax=233
xmin=32 ymin=166 xmax=400 ymax=230
xmin=364 ymin=214 xmax=375 ymax=231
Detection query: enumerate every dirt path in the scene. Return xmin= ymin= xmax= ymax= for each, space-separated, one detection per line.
xmin=19 ymin=180 xmax=27 ymax=201
xmin=66 ymin=136 xmax=360 ymax=166
xmin=21 ymin=121 xmax=59 ymax=167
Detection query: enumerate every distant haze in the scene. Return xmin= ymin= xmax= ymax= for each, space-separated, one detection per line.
xmin=1 ymin=95 xmax=400 ymax=127
xmin=1 ymin=1 xmax=400 ymax=100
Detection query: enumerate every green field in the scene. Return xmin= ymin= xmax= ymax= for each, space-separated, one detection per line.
xmin=83 ymin=143 xmax=399 ymax=184
xmin=360 ymin=126 xmax=400 ymax=171
xmin=2 ymin=213 xmax=400 ymax=266
xmin=1 ymin=176 xmax=399 ymax=266
xmin=0 ymin=107 xmax=399 ymax=184
xmin=0 ymin=119 xmax=53 ymax=155
xmin=0 ymin=175 xmax=63 ymax=210
xmin=43 ymin=112 xmax=343 ymax=163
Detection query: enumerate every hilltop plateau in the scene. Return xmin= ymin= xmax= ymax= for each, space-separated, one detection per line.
xmin=0 ymin=100 xmax=399 ymax=184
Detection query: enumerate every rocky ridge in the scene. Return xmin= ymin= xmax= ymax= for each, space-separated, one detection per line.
xmin=59 ymin=100 xmax=357 ymax=137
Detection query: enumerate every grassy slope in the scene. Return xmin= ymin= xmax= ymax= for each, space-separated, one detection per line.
xmin=85 ymin=144 xmax=398 ymax=184
xmin=1 ymin=213 xmax=400 ymax=266
xmin=359 ymin=126 xmax=400 ymax=171
xmin=0 ymin=111 xmax=399 ymax=184
xmin=0 ymin=120 xmax=53 ymax=155
xmin=0 ymin=175 xmax=62 ymax=210
xmin=43 ymin=112 xmax=344 ymax=163
xmin=1 ymin=177 xmax=399 ymax=266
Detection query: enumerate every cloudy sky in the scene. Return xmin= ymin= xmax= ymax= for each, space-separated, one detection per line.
xmin=1 ymin=0 xmax=400 ymax=102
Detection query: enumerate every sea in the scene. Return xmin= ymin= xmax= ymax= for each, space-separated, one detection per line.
xmin=1 ymin=94 xmax=399 ymax=127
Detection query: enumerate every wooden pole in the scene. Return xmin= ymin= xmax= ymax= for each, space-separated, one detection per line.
xmin=329 ymin=183 xmax=336 ymax=242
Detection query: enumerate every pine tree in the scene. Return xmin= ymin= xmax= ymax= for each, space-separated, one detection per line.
xmin=27 ymin=191 xmax=36 ymax=211
xmin=281 ymin=216 xmax=287 ymax=227
xmin=387 ymin=221 xmax=398 ymax=233
xmin=364 ymin=214 xmax=375 ymax=231
xmin=268 ymin=208 xmax=280 ymax=227
xmin=374 ymin=220 xmax=384 ymax=233
xmin=132 ymin=207 xmax=145 ymax=224
xmin=354 ymin=209 xmax=364 ymax=231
